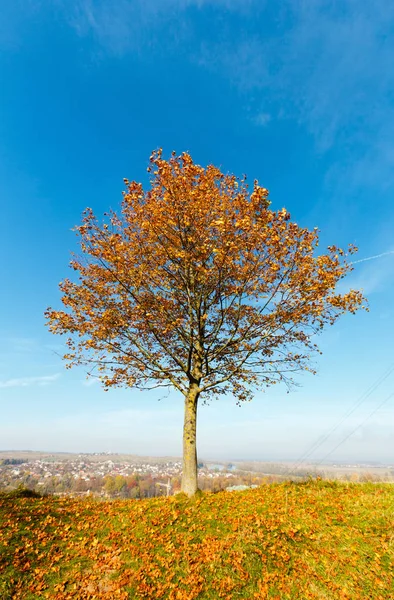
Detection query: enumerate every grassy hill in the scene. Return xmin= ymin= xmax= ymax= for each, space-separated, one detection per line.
xmin=1 ymin=480 xmax=393 ymax=599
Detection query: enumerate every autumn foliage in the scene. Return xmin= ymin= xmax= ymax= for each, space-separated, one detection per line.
xmin=45 ymin=151 xmax=365 ymax=494
xmin=1 ymin=481 xmax=393 ymax=599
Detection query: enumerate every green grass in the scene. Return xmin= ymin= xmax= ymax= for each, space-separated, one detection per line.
xmin=1 ymin=480 xmax=393 ymax=599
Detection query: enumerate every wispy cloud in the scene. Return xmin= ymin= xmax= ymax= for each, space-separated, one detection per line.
xmin=253 ymin=112 xmax=271 ymax=127
xmin=67 ymin=0 xmax=252 ymax=57
xmin=63 ymin=1 xmax=394 ymax=195
xmin=82 ymin=377 xmax=100 ymax=387
xmin=340 ymin=249 xmax=394 ymax=296
xmin=2 ymin=337 xmax=39 ymax=354
xmin=0 ymin=374 xmax=60 ymax=389
xmin=204 ymin=2 xmax=394 ymax=150
xmin=351 ymin=250 xmax=394 ymax=265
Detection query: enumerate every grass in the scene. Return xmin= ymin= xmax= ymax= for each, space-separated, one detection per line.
xmin=0 ymin=480 xmax=393 ymax=599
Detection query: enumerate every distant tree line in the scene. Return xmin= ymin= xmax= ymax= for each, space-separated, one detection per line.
xmin=0 ymin=469 xmax=287 ymax=498
xmin=1 ymin=467 xmax=392 ymax=498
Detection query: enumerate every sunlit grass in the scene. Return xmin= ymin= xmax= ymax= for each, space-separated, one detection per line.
xmin=1 ymin=480 xmax=393 ymax=599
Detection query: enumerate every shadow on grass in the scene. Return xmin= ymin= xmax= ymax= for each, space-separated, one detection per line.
xmin=0 ymin=485 xmax=45 ymax=499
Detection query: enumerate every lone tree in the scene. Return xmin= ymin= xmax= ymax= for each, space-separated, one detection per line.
xmin=45 ymin=150 xmax=365 ymax=496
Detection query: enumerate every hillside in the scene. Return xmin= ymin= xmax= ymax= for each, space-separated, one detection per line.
xmin=1 ymin=480 xmax=393 ymax=599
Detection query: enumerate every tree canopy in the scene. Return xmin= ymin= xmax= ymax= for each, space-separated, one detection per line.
xmin=46 ymin=150 xmax=365 ymax=494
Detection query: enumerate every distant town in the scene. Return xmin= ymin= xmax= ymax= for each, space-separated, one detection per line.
xmin=0 ymin=451 xmax=393 ymax=498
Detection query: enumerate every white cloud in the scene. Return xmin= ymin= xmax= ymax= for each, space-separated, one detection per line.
xmin=2 ymin=337 xmax=39 ymax=353
xmin=60 ymin=1 xmax=394 ymax=196
xmin=338 ymin=250 xmax=394 ymax=296
xmin=66 ymin=0 xmax=248 ymax=56
xmin=350 ymin=250 xmax=394 ymax=266
xmin=253 ymin=112 xmax=271 ymax=127
xmin=82 ymin=377 xmax=101 ymax=387
xmin=0 ymin=374 xmax=60 ymax=389
xmin=197 ymin=2 xmax=394 ymax=194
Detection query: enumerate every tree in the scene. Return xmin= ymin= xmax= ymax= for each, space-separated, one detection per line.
xmin=45 ymin=150 xmax=366 ymax=496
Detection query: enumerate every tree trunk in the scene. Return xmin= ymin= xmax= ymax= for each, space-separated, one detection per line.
xmin=181 ymin=384 xmax=199 ymax=496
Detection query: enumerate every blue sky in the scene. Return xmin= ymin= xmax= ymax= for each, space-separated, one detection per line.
xmin=1 ymin=0 xmax=393 ymax=464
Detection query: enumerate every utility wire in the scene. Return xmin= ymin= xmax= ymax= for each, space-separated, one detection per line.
xmin=315 ymin=391 xmax=394 ymax=466
xmin=288 ymin=362 xmax=394 ymax=475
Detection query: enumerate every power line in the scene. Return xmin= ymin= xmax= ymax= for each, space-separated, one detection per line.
xmin=315 ymin=391 xmax=394 ymax=466
xmin=289 ymin=363 xmax=394 ymax=472
xmin=288 ymin=362 xmax=394 ymax=475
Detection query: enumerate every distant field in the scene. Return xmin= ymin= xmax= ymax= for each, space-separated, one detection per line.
xmin=1 ymin=480 xmax=393 ymax=599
